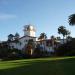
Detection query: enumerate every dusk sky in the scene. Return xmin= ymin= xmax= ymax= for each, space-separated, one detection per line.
xmin=0 ymin=0 xmax=75 ymax=41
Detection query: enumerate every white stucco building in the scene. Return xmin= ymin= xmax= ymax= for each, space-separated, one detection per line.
xmin=8 ymin=24 xmax=68 ymax=54
xmin=9 ymin=25 xmax=36 ymax=50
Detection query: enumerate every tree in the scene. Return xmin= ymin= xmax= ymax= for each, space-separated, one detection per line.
xmin=68 ymin=14 xmax=75 ymax=25
xmin=14 ymin=33 xmax=20 ymax=43
xmin=58 ymin=26 xmax=67 ymax=43
xmin=25 ymin=39 xmax=35 ymax=56
xmin=8 ymin=34 xmax=14 ymax=41
xmin=56 ymin=38 xmax=75 ymax=56
xmin=51 ymin=35 xmax=56 ymax=40
xmin=56 ymin=37 xmax=61 ymax=40
xmin=13 ymin=33 xmax=20 ymax=50
xmin=14 ymin=33 xmax=20 ymax=40
xmin=65 ymin=30 xmax=71 ymax=38
xmin=34 ymin=44 xmax=43 ymax=57
xmin=66 ymin=36 xmax=72 ymax=41
xmin=50 ymin=35 xmax=56 ymax=47
xmin=38 ymin=33 xmax=47 ymax=40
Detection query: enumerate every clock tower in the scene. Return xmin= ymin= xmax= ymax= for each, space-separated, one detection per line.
xmin=23 ymin=24 xmax=36 ymax=37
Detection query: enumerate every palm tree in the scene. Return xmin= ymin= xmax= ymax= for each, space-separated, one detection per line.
xmin=58 ymin=26 xmax=67 ymax=43
xmin=68 ymin=14 xmax=75 ymax=25
xmin=50 ymin=35 xmax=56 ymax=47
xmin=51 ymin=35 xmax=55 ymax=39
xmin=38 ymin=33 xmax=47 ymax=40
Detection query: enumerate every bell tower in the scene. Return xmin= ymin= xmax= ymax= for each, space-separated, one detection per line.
xmin=23 ymin=24 xmax=36 ymax=37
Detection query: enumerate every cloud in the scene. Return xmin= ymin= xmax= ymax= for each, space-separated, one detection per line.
xmin=0 ymin=13 xmax=16 ymax=20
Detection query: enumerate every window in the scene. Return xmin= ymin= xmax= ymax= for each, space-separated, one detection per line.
xmin=24 ymin=40 xmax=28 ymax=42
xmin=19 ymin=42 xmax=21 ymax=46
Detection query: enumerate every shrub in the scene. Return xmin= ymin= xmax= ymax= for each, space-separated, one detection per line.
xmin=55 ymin=38 xmax=75 ymax=56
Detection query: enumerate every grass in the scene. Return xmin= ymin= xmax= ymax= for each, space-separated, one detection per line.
xmin=0 ymin=56 xmax=75 ymax=75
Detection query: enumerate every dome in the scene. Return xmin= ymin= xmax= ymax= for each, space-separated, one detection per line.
xmin=30 ymin=25 xmax=33 ymax=30
xmin=24 ymin=24 xmax=35 ymax=31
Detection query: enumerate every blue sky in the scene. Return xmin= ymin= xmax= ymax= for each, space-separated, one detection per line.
xmin=0 ymin=0 xmax=75 ymax=41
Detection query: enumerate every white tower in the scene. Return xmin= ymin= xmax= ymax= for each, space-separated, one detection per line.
xmin=23 ymin=24 xmax=36 ymax=37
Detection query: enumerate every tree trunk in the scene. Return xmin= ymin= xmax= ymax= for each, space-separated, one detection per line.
xmin=63 ymin=36 xmax=64 ymax=44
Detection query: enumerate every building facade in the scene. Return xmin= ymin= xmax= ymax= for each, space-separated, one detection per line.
xmin=8 ymin=24 xmax=68 ymax=55
xmin=9 ymin=25 xmax=36 ymax=51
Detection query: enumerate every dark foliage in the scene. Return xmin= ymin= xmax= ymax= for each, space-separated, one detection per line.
xmin=25 ymin=39 xmax=35 ymax=57
xmin=69 ymin=14 xmax=75 ymax=25
xmin=34 ymin=44 xmax=49 ymax=57
xmin=38 ymin=33 xmax=47 ymax=40
xmin=0 ymin=42 xmax=23 ymax=60
xmin=55 ymin=38 xmax=75 ymax=56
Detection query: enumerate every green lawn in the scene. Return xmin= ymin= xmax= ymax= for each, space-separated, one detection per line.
xmin=0 ymin=56 xmax=75 ymax=75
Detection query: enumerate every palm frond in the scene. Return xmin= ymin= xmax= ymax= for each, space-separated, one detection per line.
xmin=68 ymin=14 xmax=75 ymax=25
